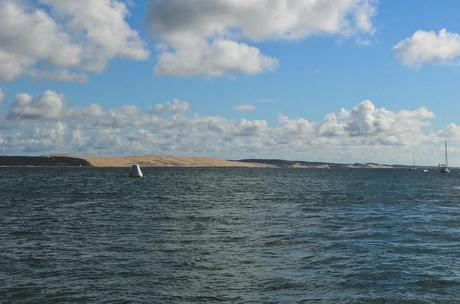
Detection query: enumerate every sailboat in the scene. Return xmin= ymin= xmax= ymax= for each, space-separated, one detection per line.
xmin=439 ymin=140 xmax=450 ymax=174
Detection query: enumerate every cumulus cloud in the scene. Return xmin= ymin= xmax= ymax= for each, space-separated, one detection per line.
xmin=394 ymin=29 xmax=460 ymax=67
xmin=433 ymin=123 xmax=460 ymax=142
xmin=32 ymin=121 xmax=67 ymax=146
xmin=67 ymin=103 xmax=106 ymax=119
xmin=317 ymin=100 xmax=435 ymax=146
xmin=42 ymin=0 xmax=149 ymax=72
xmin=147 ymin=0 xmax=377 ymax=76
xmin=71 ymin=128 xmax=86 ymax=147
xmin=0 ymin=0 xmax=148 ymax=82
xmin=7 ymin=90 xmax=108 ymax=120
xmin=3 ymin=90 xmax=456 ymax=165
xmin=155 ymin=39 xmax=277 ymax=76
xmin=9 ymin=90 xmax=65 ymax=119
xmin=0 ymin=1 xmax=80 ymax=81
xmin=148 ymin=0 xmax=376 ymax=43
xmin=109 ymin=105 xmax=140 ymax=124
xmin=151 ymin=98 xmax=190 ymax=115
xmin=234 ymin=104 xmax=256 ymax=112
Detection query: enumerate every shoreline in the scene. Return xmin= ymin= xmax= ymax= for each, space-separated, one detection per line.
xmin=0 ymin=155 xmax=438 ymax=169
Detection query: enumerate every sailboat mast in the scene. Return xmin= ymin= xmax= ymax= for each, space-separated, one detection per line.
xmin=445 ymin=140 xmax=448 ymax=167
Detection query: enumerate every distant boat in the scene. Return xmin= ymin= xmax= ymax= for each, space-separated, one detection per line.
xmin=129 ymin=164 xmax=144 ymax=177
xmin=439 ymin=140 xmax=450 ymax=174
xmin=422 ymin=169 xmax=428 ymax=173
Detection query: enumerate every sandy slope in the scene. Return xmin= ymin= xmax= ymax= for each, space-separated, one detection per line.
xmin=84 ymin=155 xmax=273 ymax=168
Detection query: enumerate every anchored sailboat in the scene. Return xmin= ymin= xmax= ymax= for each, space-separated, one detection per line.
xmin=439 ymin=140 xmax=450 ymax=174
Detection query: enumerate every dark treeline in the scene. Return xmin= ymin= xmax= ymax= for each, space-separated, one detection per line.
xmin=0 ymin=156 xmax=91 ymax=167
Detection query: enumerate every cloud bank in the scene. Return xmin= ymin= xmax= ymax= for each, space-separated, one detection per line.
xmin=0 ymin=90 xmax=455 ymax=165
xmin=147 ymin=0 xmax=377 ymax=76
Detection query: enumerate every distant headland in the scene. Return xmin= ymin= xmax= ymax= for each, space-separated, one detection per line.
xmin=0 ymin=155 xmax=428 ymax=169
xmin=0 ymin=156 xmax=92 ymax=167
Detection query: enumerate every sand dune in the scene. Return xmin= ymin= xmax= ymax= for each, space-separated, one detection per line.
xmin=84 ymin=155 xmax=273 ymax=168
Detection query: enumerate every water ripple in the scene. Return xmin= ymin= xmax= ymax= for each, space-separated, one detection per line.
xmin=1 ymin=167 xmax=460 ymax=303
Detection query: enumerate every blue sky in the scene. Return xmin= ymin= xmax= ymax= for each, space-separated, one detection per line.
xmin=1 ymin=0 xmax=460 ymax=165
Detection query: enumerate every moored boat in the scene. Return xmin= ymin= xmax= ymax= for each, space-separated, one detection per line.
xmin=439 ymin=141 xmax=450 ymax=174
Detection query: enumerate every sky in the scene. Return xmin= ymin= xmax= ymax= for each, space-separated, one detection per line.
xmin=1 ymin=0 xmax=460 ymax=165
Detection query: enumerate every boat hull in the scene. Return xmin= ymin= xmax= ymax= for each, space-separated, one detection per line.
xmin=440 ymin=167 xmax=450 ymax=173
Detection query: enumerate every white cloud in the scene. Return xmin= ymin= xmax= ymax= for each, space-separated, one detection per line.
xmin=71 ymin=128 xmax=86 ymax=147
xmin=234 ymin=104 xmax=256 ymax=112
xmin=32 ymin=121 xmax=67 ymax=146
xmin=151 ymin=99 xmax=190 ymax=115
xmin=155 ymin=39 xmax=277 ymax=76
xmin=67 ymin=103 xmax=106 ymax=119
xmin=394 ymin=29 xmax=460 ymax=67
xmin=110 ymin=105 xmax=140 ymax=122
xmin=0 ymin=0 xmax=148 ymax=82
xmin=354 ymin=0 xmax=376 ymax=35
xmin=7 ymin=90 xmax=107 ymax=121
xmin=112 ymin=105 xmax=140 ymax=117
xmin=147 ymin=0 xmax=377 ymax=76
xmin=318 ymin=100 xmax=434 ymax=145
xmin=41 ymin=0 xmax=149 ymax=72
xmin=236 ymin=119 xmax=267 ymax=136
xmin=3 ymin=90 xmax=457 ymax=165
xmin=9 ymin=90 xmax=65 ymax=119
xmin=0 ymin=1 xmax=81 ymax=81
xmin=148 ymin=0 xmax=376 ymax=43
xmin=434 ymin=124 xmax=460 ymax=142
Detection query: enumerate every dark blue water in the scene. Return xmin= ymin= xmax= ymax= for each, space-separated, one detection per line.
xmin=1 ymin=168 xmax=460 ymax=303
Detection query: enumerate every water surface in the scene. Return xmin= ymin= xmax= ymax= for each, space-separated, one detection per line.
xmin=1 ymin=168 xmax=460 ymax=303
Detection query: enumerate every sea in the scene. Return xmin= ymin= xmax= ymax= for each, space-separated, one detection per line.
xmin=1 ymin=167 xmax=460 ymax=303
